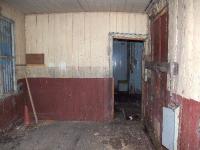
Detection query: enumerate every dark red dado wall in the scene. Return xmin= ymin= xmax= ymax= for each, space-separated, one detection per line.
xmin=27 ymin=78 xmax=114 ymax=121
xmin=0 ymin=79 xmax=27 ymax=131
xmin=143 ymin=85 xmax=200 ymax=149
xmin=175 ymin=95 xmax=200 ymax=150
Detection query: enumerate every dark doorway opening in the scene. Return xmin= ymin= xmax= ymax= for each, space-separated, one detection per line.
xmin=112 ymin=38 xmax=144 ymax=121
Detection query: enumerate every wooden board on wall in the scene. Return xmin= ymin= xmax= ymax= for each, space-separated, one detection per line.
xmin=26 ymin=54 xmax=44 ymax=64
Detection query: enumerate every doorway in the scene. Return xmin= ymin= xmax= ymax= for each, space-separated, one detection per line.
xmin=112 ymin=38 xmax=144 ymax=121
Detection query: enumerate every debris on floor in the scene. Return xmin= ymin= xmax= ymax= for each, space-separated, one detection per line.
xmin=115 ymin=102 xmax=141 ymax=121
xmin=0 ymin=120 xmax=153 ymax=150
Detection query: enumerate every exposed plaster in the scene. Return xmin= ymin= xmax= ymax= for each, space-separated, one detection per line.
xmin=168 ymin=0 xmax=200 ymax=101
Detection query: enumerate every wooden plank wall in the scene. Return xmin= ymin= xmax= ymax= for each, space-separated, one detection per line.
xmin=25 ymin=12 xmax=148 ymax=78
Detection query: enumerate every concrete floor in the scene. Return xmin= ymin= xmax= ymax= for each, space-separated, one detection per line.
xmin=0 ymin=120 xmax=153 ymax=150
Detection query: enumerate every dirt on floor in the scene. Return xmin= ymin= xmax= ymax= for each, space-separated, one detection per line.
xmin=0 ymin=120 xmax=154 ymax=150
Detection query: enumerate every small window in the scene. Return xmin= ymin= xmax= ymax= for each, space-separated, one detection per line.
xmin=0 ymin=17 xmax=15 ymax=97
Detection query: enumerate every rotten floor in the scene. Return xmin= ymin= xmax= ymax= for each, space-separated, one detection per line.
xmin=0 ymin=120 xmax=153 ymax=150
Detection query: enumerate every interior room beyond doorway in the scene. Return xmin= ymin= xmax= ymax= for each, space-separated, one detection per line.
xmin=113 ymin=39 xmax=144 ymax=121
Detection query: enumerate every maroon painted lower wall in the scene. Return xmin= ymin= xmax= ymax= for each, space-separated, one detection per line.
xmin=175 ymin=95 xmax=200 ymax=150
xmin=143 ymin=86 xmax=200 ymax=149
xmin=27 ymin=78 xmax=114 ymax=121
xmin=0 ymin=79 xmax=27 ymax=132
xmin=0 ymin=78 xmax=113 ymax=131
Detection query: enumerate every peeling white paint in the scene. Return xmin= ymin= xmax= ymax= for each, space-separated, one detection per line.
xmin=25 ymin=12 xmax=148 ymax=78
xmin=168 ymin=0 xmax=200 ymax=102
xmin=59 ymin=63 xmax=67 ymax=71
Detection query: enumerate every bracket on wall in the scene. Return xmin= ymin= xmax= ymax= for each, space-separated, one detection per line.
xmin=145 ymin=61 xmax=179 ymax=75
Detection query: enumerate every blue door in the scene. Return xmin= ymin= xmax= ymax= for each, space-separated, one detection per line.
xmin=113 ymin=39 xmax=143 ymax=94
xmin=129 ymin=42 xmax=143 ymax=94
xmin=113 ymin=40 xmax=128 ymax=92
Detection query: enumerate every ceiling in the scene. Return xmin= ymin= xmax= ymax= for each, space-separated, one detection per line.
xmin=3 ymin=0 xmax=151 ymax=14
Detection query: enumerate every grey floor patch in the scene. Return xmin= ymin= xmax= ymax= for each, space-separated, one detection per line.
xmin=0 ymin=121 xmax=154 ymax=150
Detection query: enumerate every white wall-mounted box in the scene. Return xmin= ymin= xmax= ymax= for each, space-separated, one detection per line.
xmin=162 ymin=106 xmax=180 ymax=150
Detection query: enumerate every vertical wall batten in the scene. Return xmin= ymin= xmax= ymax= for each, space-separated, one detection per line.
xmin=25 ymin=12 xmax=148 ymax=78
